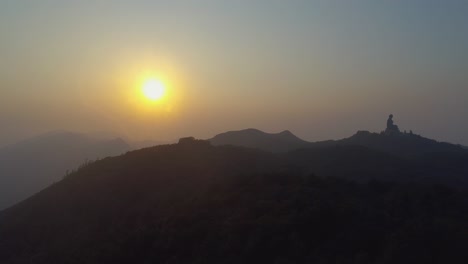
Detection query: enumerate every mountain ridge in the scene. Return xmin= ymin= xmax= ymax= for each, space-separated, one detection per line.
xmin=209 ymin=128 xmax=310 ymax=153
xmin=209 ymin=128 xmax=466 ymax=157
xmin=0 ymin=141 xmax=467 ymax=263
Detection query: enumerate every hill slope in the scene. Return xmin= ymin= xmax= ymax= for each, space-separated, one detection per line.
xmin=0 ymin=142 xmax=467 ymax=263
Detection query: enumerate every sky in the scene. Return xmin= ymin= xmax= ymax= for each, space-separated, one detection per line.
xmin=1 ymin=0 xmax=468 ymax=146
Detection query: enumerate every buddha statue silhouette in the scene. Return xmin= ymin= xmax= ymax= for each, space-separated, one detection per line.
xmin=386 ymin=114 xmax=400 ymax=134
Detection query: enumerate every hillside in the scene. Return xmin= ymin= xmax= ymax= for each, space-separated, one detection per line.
xmin=0 ymin=142 xmax=467 ymax=263
xmin=0 ymin=131 xmax=130 ymax=210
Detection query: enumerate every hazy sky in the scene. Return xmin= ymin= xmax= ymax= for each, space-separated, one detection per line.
xmin=1 ymin=0 xmax=467 ymax=146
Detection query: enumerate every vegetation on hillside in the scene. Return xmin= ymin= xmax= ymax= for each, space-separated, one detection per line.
xmin=0 ymin=143 xmax=467 ymax=263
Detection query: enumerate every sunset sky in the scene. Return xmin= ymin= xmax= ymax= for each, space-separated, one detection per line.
xmin=1 ymin=0 xmax=467 ymax=146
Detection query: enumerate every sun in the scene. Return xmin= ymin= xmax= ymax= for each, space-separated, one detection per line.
xmin=142 ymin=79 xmax=165 ymax=101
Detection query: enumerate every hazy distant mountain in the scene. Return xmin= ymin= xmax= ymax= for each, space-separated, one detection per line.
xmin=0 ymin=141 xmax=466 ymax=263
xmin=0 ymin=131 xmax=130 ymax=210
xmin=209 ymin=128 xmax=310 ymax=152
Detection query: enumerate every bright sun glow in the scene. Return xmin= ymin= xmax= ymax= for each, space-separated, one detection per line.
xmin=142 ymin=79 xmax=165 ymax=101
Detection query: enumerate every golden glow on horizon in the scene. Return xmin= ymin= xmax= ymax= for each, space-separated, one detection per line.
xmin=142 ymin=79 xmax=165 ymax=101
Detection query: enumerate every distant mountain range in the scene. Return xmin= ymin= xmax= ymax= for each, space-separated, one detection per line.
xmin=1 ymin=136 xmax=467 ymax=263
xmin=1 ymin=127 xmax=466 ymax=212
xmin=0 ymin=131 xmax=130 ymax=210
xmin=1 ymin=123 xmax=468 ymax=263
xmin=209 ymin=128 xmax=309 ymax=153
xmin=208 ymin=128 xmax=468 ymax=187
xmin=210 ymin=128 xmax=465 ymax=157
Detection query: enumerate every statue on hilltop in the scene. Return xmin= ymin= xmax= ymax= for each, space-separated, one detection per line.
xmin=385 ymin=114 xmax=401 ymax=135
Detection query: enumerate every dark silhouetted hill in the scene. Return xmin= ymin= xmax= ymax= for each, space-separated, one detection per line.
xmin=208 ymin=128 xmax=466 ymax=159
xmin=209 ymin=128 xmax=310 ymax=152
xmin=208 ymin=128 xmax=468 ymax=187
xmin=332 ymin=130 xmax=465 ymax=158
xmin=0 ymin=142 xmax=467 ymax=263
xmin=290 ymin=145 xmax=468 ymax=188
xmin=210 ymin=127 xmax=468 ymax=187
xmin=307 ymin=132 xmax=468 ymax=187
xmin=0 ymin=131 xmax=130 ymax=210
